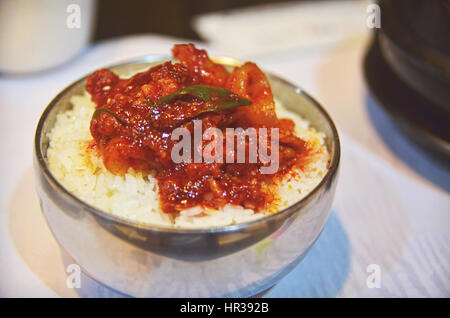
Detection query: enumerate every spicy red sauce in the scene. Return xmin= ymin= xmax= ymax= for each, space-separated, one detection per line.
xmin=87 ymin=44 xmax=308 ymax=213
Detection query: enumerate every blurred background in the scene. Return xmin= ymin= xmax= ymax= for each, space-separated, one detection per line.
xmin=94 ymin=0 xmax=312 ymax=41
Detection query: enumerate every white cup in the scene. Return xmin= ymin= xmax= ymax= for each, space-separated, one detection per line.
xmin=0 ymin=0 xmax=97 ymax=74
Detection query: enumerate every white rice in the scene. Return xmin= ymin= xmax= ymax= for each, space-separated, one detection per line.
xmin=46 ymin=91 xmax=329 ymax=229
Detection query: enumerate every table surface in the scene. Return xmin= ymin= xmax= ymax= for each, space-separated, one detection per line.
xmin=0 ymin=3 xmax=449 ymax=297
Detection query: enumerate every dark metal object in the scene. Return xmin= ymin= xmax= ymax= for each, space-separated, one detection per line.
xmin=378 ymin=0 xmax=450 ymax=113
xmin=364 ymin=34 xmax=450 ymax=163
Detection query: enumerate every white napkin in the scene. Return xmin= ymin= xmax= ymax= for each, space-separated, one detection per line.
xmin=193 ymin=0 xmax=370 ymax=58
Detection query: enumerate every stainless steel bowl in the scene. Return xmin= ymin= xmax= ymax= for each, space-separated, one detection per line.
xmin=34 ymin=57 xmax=340 ymax=297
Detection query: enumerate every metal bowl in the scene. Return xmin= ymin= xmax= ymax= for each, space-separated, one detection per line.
xmin=34 ymin=57 xmax=340 ymax=297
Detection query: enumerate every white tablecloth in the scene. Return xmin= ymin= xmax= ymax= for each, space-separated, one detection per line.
xmin=0 ymin=3 xmax=449 ymax=297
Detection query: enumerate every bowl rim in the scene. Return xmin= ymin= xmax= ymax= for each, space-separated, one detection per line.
xmin=34 ymin=55 xmax=340 ymax=234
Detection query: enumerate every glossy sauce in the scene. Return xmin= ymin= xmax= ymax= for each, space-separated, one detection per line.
xmin=87 ymin=44 xmax=309 ymax=213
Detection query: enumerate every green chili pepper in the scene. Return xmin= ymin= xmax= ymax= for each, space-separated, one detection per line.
xmin=156 ymin=85 xmax=252 ymax=111
xmin=92 ymin=108 xmax=127 ymax=126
